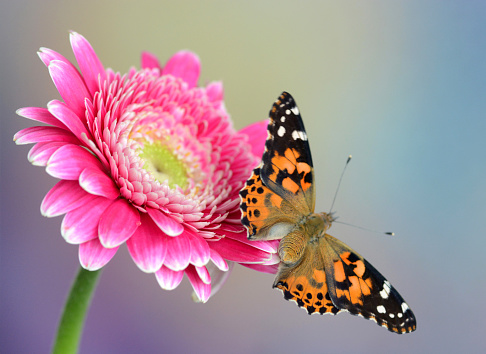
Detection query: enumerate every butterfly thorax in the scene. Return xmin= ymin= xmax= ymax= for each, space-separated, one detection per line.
xmin=278 ymin=212 xmax=334 ymax=266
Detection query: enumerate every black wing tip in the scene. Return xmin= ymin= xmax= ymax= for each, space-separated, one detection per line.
xmin=274 ymin=91 xmax=295 ymax=107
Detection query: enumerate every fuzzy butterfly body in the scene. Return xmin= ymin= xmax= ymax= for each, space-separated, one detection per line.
xmin=239 ymin=92 xmax=416 ymax=334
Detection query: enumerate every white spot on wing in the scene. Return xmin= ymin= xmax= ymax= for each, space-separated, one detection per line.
xmin=290 ymin=106 xmax=299 ymax=115
xmin=285 ymin=109 xmax=291 ymax=115
xmin=377 ymin=305 xmax=386 ymax=314
xmin=380 ymin=280 xmax=391 ymax=299
xmin=277 ymin=126 xmax=286 ymax=137
xmin=389 ymin=313 xmax=395 ymax=318
xmin=280 ymin=116 xmax=286 ymax=123
xmin=292 ymin=130 xmax=307 ymax=141
xmin=401 ymin=302 xmax=410 ymax=312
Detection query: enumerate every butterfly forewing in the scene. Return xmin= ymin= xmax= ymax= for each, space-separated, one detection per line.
xmin=260 ymin=92 xmax=315 ymax=215
xmin=240 ymin=167 xmax=301 ymax=240
xmin=321 ymin=234 xmax=417 ymax=333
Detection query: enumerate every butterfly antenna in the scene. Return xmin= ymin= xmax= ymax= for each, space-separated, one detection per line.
xmin=333 ymin=220 xmax=395 ymax=236
xmin=329 ymin=155 xmax=352 ymax=213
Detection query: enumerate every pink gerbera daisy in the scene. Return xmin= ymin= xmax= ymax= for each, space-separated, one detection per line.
xmin=14 ymin=32 xmax=278 ymax=302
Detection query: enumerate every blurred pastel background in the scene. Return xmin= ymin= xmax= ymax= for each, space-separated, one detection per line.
xmin=2 ymin=1 xmax=485 ymax=353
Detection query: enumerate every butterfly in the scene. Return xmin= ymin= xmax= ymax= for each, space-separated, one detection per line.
xmin=239 ymin=92 xmax=416 ymax=334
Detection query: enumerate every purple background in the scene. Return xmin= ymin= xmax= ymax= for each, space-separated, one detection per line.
xmin=2 ymin=1 xmax=486 ymax=353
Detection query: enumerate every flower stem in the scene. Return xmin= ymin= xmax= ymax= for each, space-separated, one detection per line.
xmin=52 ymin=267 xmax=102 ymax=354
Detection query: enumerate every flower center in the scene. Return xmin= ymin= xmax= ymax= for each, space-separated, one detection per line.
xmin=139 ymin=141 xmax=188 ymax=189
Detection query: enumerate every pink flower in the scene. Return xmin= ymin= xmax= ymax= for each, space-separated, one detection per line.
xmin=14 ymin=32 xmax=279 ymax=302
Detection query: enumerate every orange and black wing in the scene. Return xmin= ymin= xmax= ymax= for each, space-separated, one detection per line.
xmin=240 ymin=92 xmax=315 ymax=240
xmin=322 ymin=234 xmax=417 ymax=334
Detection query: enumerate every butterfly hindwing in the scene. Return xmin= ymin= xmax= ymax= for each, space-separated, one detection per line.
xmin=260 ymin=92 xmax=315 ymax=216
xmin=273 ymin=242 xmax=341 ymax=316
xmin=321 ymin=233 xmax=417 ymax=334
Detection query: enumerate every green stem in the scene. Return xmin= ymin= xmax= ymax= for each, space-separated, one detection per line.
xmin=52 ymin=267 xmax=102 ymax=354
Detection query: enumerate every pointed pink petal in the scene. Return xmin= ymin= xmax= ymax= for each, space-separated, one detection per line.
xmin=209 ymin=237 xmax=273 ymax=264
xmin=162 ymin=51 xmax=200 ymax=88
xmin=195 ymin=266 xmax=211 ymax=285
xmin=46 ymin=144 xmax=103 ymax=180
xmin=48 ymin=61 xmax=90 ymax=119
xmin=187 ymin=231 xmax=210 ymax=267
xmin=61 ymin=197 xmax=113 ymax=244
xmin=16 ymin=107 xmax=67 ymax=129
xmin=205 ymin=261 xmax=234 ymax=298
xmin=47 ymin=100 xmax=91 ymax=142
xmin=209 ymin=248 xmax=229 ymax=271
xmin=241 ymin=262 xmax=279 ymax=274
xmin=205 ymin=81 xmax=223 ymax=103
xmin=155 ymin=266 xmax=184 ymax=290
xmin=147 ymin=208 xmax=183 ymax=236
xmin=79 ymin=168 xmax=119 ymax=199
xmin=38 ymin=47 xmax=81 ymax=78
xmin=186 ymin=265 xmax=211 ymax=303
xmin=99 ymin=199 xmax=140 ymax=248
xmin=141 ymin=52 xmax=160 ymax=69
xmin=14 ymin=126 xmax=80 ymax=145
xmin=163 ymin=233 xmax=191 ymax=271
xmin=262 ymin=253 xmax=281 ymax=265
xmin=126 ymin=213 xmax=168 ymax=273
xmin=79 ymin=238 xmax=118 ymax=271
xmin=28 ymin=142 xmax=65 ymax=166
xmin=238 ymin=120 xmax=269 ymax=158
xmin=41 ymin=180 xmax=97 ymax=217
xmin=222 ymin=231 xmax=279 ymax=254
xmin=70 ymin=32 xmax=105 ymax=95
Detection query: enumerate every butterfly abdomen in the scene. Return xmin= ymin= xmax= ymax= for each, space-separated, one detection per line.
xmin=278 ymin=229 xmax=306 ymax=265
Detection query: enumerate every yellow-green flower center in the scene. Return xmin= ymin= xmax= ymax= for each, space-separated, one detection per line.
xmin=139 ymin=142 xmax=188 ymax=189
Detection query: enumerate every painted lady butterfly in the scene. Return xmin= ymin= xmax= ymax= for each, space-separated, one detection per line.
xmin=239 ymin=92 xmax=416 ymax=334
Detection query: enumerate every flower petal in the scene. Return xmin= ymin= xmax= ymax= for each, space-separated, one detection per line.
xmin=222 ymin=231 xmax=279 ymax=254
xmin=163 ymin=233 xmax=192 ymax=271
xmin=70 ymin=31 xmax=105 ymax=95
xmin=141 ymin=51 xmax=160 ymax=70
xmin=38 ymin=47 xmax=81 ymax=78
xmin=209 ymin=248 xmax=229 ymax=271
xmin=79 ymin=168 xmax=119 ymax=199
xmin=16 ymin=107 xmax=67 ymax=129
xmin=205 ymin=81 xmax=223 ymax=103
xmin=186 ymin=265 xmax=211 ymax=303
xmin=61 ymin=197 xmax=113 ymax=244
xmin=187 ymin=231 xmax=210 ymax=267
xmin=147 ymin=208 xmax=183 ymax=236
xmin=41 ymin=180 xmax=96 ymax=217
xmin=14 ymin=126 xmax=80 ymax=145
xmin=28 ymin=142 xmax=65 ymax=166
xmin=47 ymin=100 xmax=91 ymax=142
xmin=162 ymin=51 xmax=200 ymax=88
xmin=46 ymin=144 xmax=103 ymax=180
xmin=195 ymin=266 xmax=211 ymax=285
xmin=155 ymin=266 xmax=184 ymax=290
xmin=79 ymin=238 xmax=118 ymax=271
xmin=99 ymin=199 xmax=140 ymax=248
xmin=208 ymin=237 xmax=273 ymax=264
xmin=238 ymin=120 xmax=269 ymax=159
xmin=241 ymin=262 xmax=279 ymax=274
xmin=126 ymin=213 xmax=168 ymax=273
xmin=48 ymin=61 xmax=90 ymax=119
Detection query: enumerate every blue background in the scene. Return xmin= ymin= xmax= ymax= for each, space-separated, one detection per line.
xmin=2 ymin=1 xmax=485 ymax=353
